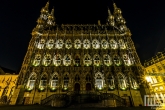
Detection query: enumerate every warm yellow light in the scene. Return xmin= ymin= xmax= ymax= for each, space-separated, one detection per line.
xmin=145 ymin=76 xmax=151 ymax=82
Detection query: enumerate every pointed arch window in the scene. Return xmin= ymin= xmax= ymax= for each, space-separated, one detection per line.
xmin=83 ymin=39 xmax=90 ymax=49
xmin=46 ymin=39 xmax=54 ymax=49
xmin=118 ymin=73 xmax=127 ymax=90
xmin=32 ymin=54 xmax=41 ymax=66
xmin=95 ymin=72 xmax=104 ymax=90
xmin=56 ymin=39 xmax=63 ymax=49
xmin=114 ymin=55 xmax=122 ymax=66
xmin=83 ymin=54 xmax=92 ymax=66
xmin=53 ymin=54 xmax=61 ymax=66
xmin=107 ymin=74 xmax=115 ymax=89
xmin=129 ymin=77 xmax=139 ymax=89
xmin=93 ymin=54 xmax=101 ymax=66
xmin=65 ymin=39 xmax=72 ymax=49
xmin=63 ymin=74 xmax=69 ymax=90
xmin=39 ymin=74 xmax=47 ymax=91
xmin=42 ymin=54 xmax=52 ymax=66
xmin=103 ymin=54 xmax=113 ymax=66
xmin=63 ymin=54 xmax=72 ymax=66
xmin=74 ymin=54 xmax=81 ymax=66
xmin=101 ymin=39 xmax=109 ymax=49
xmin=118 ymin=39 xmax=126 ymax=49
xmin=74 ymin=39 xmax=81 ymax=49
xmin=50 ymin=73 xmax=58 ymax=90
xmin=110 ymin=39 xmax=118 ymax=49
xmin=123 ymin=54 xmax=132 ymax=66
xmin=92 ymin=39 xmax=100 ymax=49
xmin=37 ymin=39 xmax=45 ymax=49
xmin=26 ymin=72 xmax=36 ymax=91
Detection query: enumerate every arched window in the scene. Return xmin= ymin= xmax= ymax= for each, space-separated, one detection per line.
xmin=101 ymin=39 xmax=109 ymax=49
xmin=65 ymin=39 xmax=72 ymax=49
xmin=123 ymin=54 xmax=132 ymax=66
xmin=83 ymin=39 xmax=90 ymax=49
xmin=56 ymin=39 xmax=63 ymax=49
xmin=103 ymin=54 xmax=113 ymax=66
xmin=50 ymin=73 xmax=58 ymax=90
xmin=107 ymin=74 xmax=115 ymax=89
xmin=53 ymin=54 xmax=61 ymax=66
xmin=95 ymin=72 xmax=104 ymax=90
xmin=74 ymin=54 xmax=80 ymax=66
xmin=37 ymin=39 xmax=45 ymax=49
xmin=114 ymin=55 xmax=122 ymax=66
xmin=129 ymin=77 xmax=139 ymax=89
xmin=63 ymin=74 xmax=69 ymax=90
xmin=83 ymin=54 xmax=92 ymax=66
xmin=26 ymin=72 xmax=36 ymax=91
xmin=74 ymin=39 xmax=81 ymax=49
xmin=118 ymin=73 xmax=127 ymax=90
xmin=32 ymin=54 xmax=41 ymax=66
xmin=63 ymin=54 xmax=72 ymax=66
xmin=118 ymin=39 xmax=126 ymax=49
xmin=46 ymin=39 xmax=54 ymax=49
xmin=93 ymin=54 xmax=101 ymax=66
xmin=110 ymin=39 xmax=118 ymax=49
xmin=92 ymin=39 xmax=100 ymax=49
xmin=39 ymin=74 xmax=47 ymax=91
xmin=42 ymin=54 xmax=52 ymax=66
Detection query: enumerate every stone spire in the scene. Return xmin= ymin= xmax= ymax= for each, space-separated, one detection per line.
xmin=107 ymin=8 xmax=115 ymax=26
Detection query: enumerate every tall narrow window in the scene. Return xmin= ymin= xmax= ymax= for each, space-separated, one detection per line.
xmin=92 ymin=39 xmax=100 ymax=49
xmin=83 ymin=54 xmax=92 ymax=66
xmin=95 ymin=72 xmax=104 ymax=90
xmin=110 ymin=39 xmax=118 ymax=49
xmin=118 ymin=73 xmax=127 ymax=90
xmin=114 ymin=55 xmax=122 ymax=66
xmin=129 ymin=77 xmax=139 ymax=89
xmin=53 ymin=54 xmax=61 ymax=66
xmin=93 ymin=54 xmax=101 ymax=66
xmin=103 ymin=54 xmax=113 ymax=66
xmin=123 ymin=54 xmax=132 ymax=66
xmin=83 ymin=39 xmax=90 ymax=49
xmin=42 ymin=54 xmax=52 ymax=66
xmin=39 ymin=74 xmax=47 ymax=91
xmin=65 ymin=39 xmax=72 ymax=49
xmin=50 ymin=73 xmax=58 ymax=90
xmin=26 ymin=73 xmax=36 ymax=91
xmin=74 ymin=54 xmax=80 ymax=66
xmin=37 ymin=39 xmax=45 ymax=49
xmin=56 ymin=39 xmax=63 ymax=49
xmin=107 ymin=74 xmax=115 ymax=89
xmin=46 ymin=39 xmax=54 ymax=49
xmin=63 ymin=74 xmax=69 ymax=90
xmin=32 ymin=54 xmax=41 ymax=66
xmin=63 ymin=54 xmax=72 ymax=66
xmin=74 ymin=39 xmax=81 ymax=49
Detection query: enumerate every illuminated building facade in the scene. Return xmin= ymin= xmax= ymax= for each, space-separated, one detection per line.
xmin=13 ymin=2 xmax=143 ymax=107
xmin=144 ymin=51 xmax=165 ymax=100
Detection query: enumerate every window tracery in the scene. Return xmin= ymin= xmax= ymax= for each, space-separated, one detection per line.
xmin=118 ymin=39 xmax=126 ymax=49
xmin=42 ymin=54 xmax=52 ymax=66
xmin=32 ymin=54 xmax=41 ymax=66
xmin=92 ymin=39 xmax=100 ymax=49
xmin=53 ymin=54 xmax=61 ymax=66
xmin=95 ymin=72 xmax=104 ymax=90
xmin=50 ymin=73 xmax=58 ymax=90
xmin=103 ymin=54 xmax=113 ymax=66
xmin=101 ymin=39 xmax=109 ymax=49
xmin=63 ymin=54 xmax=72 ymax=66
xmin=129 ymin=76 xmax=139 ymax=89
xmin=110 ymin=39 xmax=118 ymax=49
xmin=74 ymin=39 xmax=81 ymax=49
xmin=107 ymin=74 xmax=115 ymax=89
xmin=56 ymin=39 xmax=63 ymax=49
xmin=39 ymin=74 xmax=47 ymax=91
xmin=118 ymin=73 xmax=127 ymax=89
xmin=83 ymin=39 xmax=90 ymax=49
xmin=63 ymin=74 xmax=69 ymax=90
xmin=46 ymin=39 xmax=54 ymax=49
xmin=26 ymin=72 xmax=36 ymax=91
xmin=123 ymin=54 xmax=132 ymax=66
xmin=114 ymin=55 xmax=122 ymax=66
xmin=65 ymin=39 xmax=72 ymax=49
xmin=74 ymin=54 xmax=80 ymax=66
xmin=93 ymin=54 xmax=101 ymax=66
xmin=83 ymin=54 xmax=92 ymax=66
xmin=37 ymin=39 xmax=45 ymax=49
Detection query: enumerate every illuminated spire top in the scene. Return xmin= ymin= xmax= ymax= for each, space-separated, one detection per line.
xmin=41 ymin=1 xmax=49 ymax=13
xmin=113 ymin=3 xmax=122 ymax=15
xmin=107 ymin=7 xmax=114 ymax=26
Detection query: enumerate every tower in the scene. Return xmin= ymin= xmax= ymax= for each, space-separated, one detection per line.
xmin=13 ymin=2 xmax=144 ymax=107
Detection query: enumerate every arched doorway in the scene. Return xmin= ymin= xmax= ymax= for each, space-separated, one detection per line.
xmin=86 ymin=83 xmax=91 ymax=91
xmin=74 ymin=83 xmax=80 ymax=92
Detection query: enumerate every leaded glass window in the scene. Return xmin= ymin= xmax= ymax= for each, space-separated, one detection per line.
xmin=32 ymin=54 xmax=41 ymax=66
xmin=42 ymin=54 xmax=52 ymax=66
xmin=65 ymin=39 xmax=72 ymax=49
xmin=92 ymin=39 xmax=100 ymax=49
xmin=101 ymin=39 xmax=109 ymax=49
xmin=26 ymin=73 xmax=36 ymax=91
xmin=46 ymin=39 xmax=54 ymax=49
xmin=56 ymin=39 xmax=63 ymax=49
xmin=50 ymin=73 xmax=58 ymax=90
xmin=63 ymin=54 xmax=72 ymax=66
xmin=53 ymin=54 xmax=61 ymax=66
xmin=74 ymin=39 xmax=81 ymax=49
xmin=83 ymin=39 xmax=90 ymax=49
xmin=83 ymin=54 xmax=92 ymax=66
xmin=39 ymin=74 xmax=47 ymax=90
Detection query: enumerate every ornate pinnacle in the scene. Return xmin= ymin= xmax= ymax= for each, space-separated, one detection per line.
xmin=108 ymin=8 xmax=111 ymax=16
xmin=45 ymin=1 xmax=49 ymax=10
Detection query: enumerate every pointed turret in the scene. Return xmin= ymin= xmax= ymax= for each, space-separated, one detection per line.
xmin=47 ymin=8 xmax=55 ymax=26
xmin=113 ymin=3 xmax=127 ymax=32
xmin=107 ymin=8 xmax=115 ymax=26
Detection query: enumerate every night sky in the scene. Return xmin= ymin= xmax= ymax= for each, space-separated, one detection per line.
xmin=0 ymin=0 xmax=165 ymax=72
